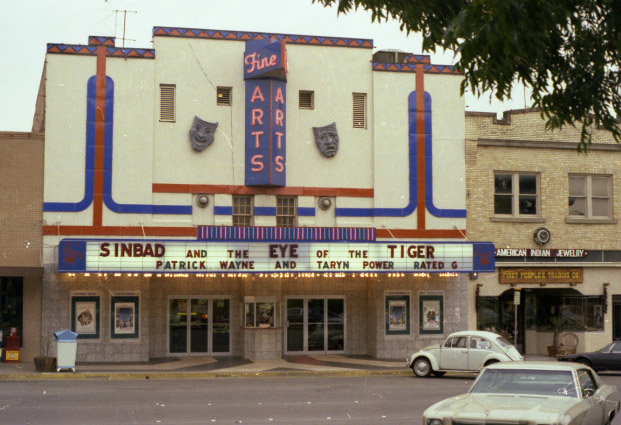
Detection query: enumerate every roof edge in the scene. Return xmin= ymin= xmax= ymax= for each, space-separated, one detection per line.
xmin=152 ymin=26 xmax=374 ymax=49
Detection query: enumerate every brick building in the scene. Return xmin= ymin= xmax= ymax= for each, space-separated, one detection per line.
xmin=466 ymin=108 xmax=621 ymax=355
xmin=0 ymin=131 xmax=44 ymax=361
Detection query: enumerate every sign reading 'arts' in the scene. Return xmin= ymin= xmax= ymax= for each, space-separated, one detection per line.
xmin=244 ymin=39 xmax=287 ymax=186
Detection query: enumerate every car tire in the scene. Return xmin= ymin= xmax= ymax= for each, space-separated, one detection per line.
xmin=431 ymin=371 xmax=446 ymax=377
xmin=484 ymin=359 xmax=499 ymax=367
xmin=575 ymin=358 xmax=592 ymax=368
xmin=412 ymin=357 xmax=432 ymax=377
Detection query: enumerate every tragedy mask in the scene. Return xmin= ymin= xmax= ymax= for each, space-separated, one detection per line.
xmin=313 ymin=122 xmax=339 ymax=158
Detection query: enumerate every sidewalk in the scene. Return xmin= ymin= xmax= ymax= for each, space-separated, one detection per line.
xmin=0 ymin=354 xmax=552 ymax=381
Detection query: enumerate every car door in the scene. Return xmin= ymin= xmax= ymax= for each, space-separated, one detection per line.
xmin=577 ymin=368 xmax=605 ymax=424
xmin=468 ymin=336 xmax=493 ymax=370
xmin=602 ymin=342 xmax=621 ymax=371
xmin=439 ymin=336 xmax=469 ymax=370
xmin=587 ymin=342 xmax=621 ymax=370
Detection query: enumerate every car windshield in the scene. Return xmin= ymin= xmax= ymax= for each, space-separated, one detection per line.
xmin=599 ymin=342 xmax=615 ymax=353
xmin=494 ymin=336 xmax=512 ymax=348
xmin=471 ymin=369 xmax=577 ymax=397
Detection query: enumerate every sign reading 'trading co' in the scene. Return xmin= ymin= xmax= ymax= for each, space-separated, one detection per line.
xmin=499 ymin=267 xmax=583 ymax=284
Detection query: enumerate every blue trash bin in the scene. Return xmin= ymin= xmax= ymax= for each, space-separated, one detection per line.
xmin=54 ymin=330 xmax=78 ymax=372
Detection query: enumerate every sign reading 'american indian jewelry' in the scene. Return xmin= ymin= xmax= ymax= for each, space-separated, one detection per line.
xmin=58 ymin=239 xmax=495 ymax=274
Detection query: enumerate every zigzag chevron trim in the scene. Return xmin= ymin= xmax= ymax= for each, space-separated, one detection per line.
xmin=88 ymin=36 xmax=116 ymax=46
xmin=152 ymin=27 xmax=374 ymax=49
xmin=372 ymin=62 xmax=462 ymax=75
xmin=405 ymin=54 xmax=431 ymax=64
xmin=47 ymin=44 xmax=155 ymax=59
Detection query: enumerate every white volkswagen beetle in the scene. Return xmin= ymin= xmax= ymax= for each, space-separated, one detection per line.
xmin=406 ymin=330 xmax=523 ymax=377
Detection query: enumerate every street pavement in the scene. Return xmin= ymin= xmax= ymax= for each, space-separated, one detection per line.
xmin=0 ymin=354 xmax=551 ymax=381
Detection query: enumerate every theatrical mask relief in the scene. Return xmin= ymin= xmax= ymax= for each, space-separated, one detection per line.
xmin=313 ymin=122 xmax=339 ymax=158
xmin=189 ymin=116 xmax=218 ymax=152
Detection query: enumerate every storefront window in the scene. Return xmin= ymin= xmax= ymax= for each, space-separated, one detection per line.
xmin=560 ymin=297 xmax=604 ymax=331
xmin=536 ymin=295 xmax=604 ymax=331
xmin=477 ymin=291 xmax=604 ymax=334
xmin=244 ymin=297 xmax=281 ymax=328
xmin=477 ymin=297 xmax=499 ymax=333
xmin=0 ymin=277 xmax=23 ymax=340
xmin=525 ymin=293 xmax=538 ymax=330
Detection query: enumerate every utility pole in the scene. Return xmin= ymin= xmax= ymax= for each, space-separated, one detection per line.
xmin=113 ymin=10 xmax=137 ymax=48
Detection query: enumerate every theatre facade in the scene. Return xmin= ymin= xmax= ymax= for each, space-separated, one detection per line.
xmin=37 ymin=27 xmax=492 ymax=361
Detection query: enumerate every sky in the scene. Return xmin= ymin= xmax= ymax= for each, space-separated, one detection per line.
xmin=0 ymin=0 xmax=531 ymax=132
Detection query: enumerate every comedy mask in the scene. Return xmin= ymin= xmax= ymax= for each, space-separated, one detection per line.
xmin=189 ymin=116 xmax=218 ymax=152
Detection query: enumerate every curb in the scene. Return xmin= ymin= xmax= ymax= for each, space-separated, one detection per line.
xmin=0 ymin=369 xmax=413 ymax=382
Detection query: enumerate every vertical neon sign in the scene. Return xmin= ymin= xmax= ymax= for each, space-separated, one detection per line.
xmin=244 ymin=39 xmax=287 ymax=186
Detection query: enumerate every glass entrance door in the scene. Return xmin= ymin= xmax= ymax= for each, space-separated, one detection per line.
xmin=169 ymin=297 xmax=230 ymax=355
xmin=327 ymin=298 xmax=345 ymax=351
xmin=285 ymin=297 xmax=345 ymax=354
xmin=308 ymin=298 xmax=325 ymax=351
xmin=286 ymin=299 xmax=304 ymax=352
xmin=613 ymin=299 xmax=621 ymax=341
xmin=212 ymin=299 xmax=231 ymax=353
xmin=190 ymin=299 xmax=209 ymax=353
xmin=169 ymin=298 xmax=189 ymax=354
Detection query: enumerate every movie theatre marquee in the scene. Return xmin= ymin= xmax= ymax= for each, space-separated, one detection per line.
xmin=58 ymin=239 xmax=495 ymax=274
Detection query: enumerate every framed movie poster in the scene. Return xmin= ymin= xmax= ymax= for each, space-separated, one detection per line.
xmin=111 ymin=295 xmax=139 ymax=339
xmin=71 ymin=294 xmax=100 ymax=339
xmin=385 ymin=294 xmax=410 ymax=335
xmin=420 ymin=295 xmax=443 ymax=335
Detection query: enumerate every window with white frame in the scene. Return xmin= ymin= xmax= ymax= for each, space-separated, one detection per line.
xmin=232 ymin=195 xmax=253 ymax=227
xmin=276 ymin=196 xmax=297 ymax=227
xmin=568 ymin=174 xmax=612 ymax=218
xmin=243 ymin=297 xmax=281 ymax=328
xmin=494 ymin=172 xmax=539 ymax=216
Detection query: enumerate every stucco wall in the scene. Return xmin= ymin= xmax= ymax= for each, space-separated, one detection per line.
xmin=42 ymin=34 xmax=467 ymax=235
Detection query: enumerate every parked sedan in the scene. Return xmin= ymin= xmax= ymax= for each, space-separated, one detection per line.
xmin=405 ymin=330 xmax=522 ymax=377
xmin=559 ymin=341 xmax=621 ymax=372
xmin=423 ymin=361 xmax=620 ymax=425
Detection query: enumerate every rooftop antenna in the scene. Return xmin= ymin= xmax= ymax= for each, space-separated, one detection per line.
xmin=113 ymin=10 xmax=137 ymax=48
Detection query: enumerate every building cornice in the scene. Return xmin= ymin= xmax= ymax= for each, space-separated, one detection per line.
xmin=0 ymin=132 xmax=44 ymax=140
xmin=477 ymin=138 xmax=621 ymax=151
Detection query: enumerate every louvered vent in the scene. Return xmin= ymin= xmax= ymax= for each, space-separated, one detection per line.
xmin=159 ymin=84 xmax=175 ymax=122
xmin=353 ymin=93 xmax=367 ymax=129
xmin=217 ymin=87 xmax=232 ymax=106
xmin=299 ymin=91 xmax=314 ymax=109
